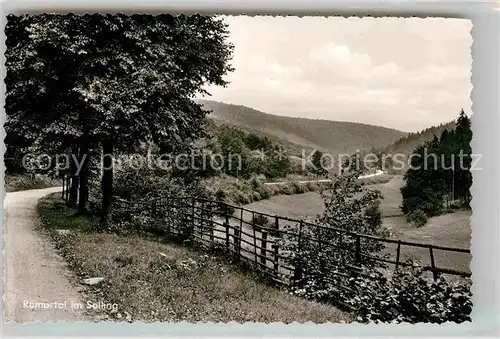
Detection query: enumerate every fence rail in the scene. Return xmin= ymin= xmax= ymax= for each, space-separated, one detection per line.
xmin=62 ymin=182 xmax=471 ymax=286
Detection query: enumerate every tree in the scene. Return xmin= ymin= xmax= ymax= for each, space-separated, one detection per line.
xmin=311 ymin=150 xmax=328 ymax=177
xmin=6 ymin=14 xmax=234 ymax=225
xmin=280 ymin=170 xmax=386 ymax=294
xmin=401 ymin=110 xmax=473 ymax=217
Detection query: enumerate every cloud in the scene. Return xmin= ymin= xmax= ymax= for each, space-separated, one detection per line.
xmin=203 ymin=16 xmax=472 ymax=132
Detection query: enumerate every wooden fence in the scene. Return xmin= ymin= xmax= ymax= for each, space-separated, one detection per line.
xmin=62 ymin=182 xmax=471 ymax=285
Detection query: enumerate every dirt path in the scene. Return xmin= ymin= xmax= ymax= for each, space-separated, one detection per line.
xmin=3 ymin=187 xmax=86 ymax=322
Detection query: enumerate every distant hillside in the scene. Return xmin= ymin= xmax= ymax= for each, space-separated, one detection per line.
xmin=198 ymin=100 xmax=406 ymax=156
xmin=379 ymin=120 xmax=457 ymax=173
xmin=380 ymin=121 xmax=456 ymax=156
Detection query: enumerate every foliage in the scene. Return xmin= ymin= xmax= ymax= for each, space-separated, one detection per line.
xmin=279 ymin=171 xmax=387 ymax=297
xmin=364 ymin=201 xmax=382 ymax=229
xmin=292 ymin=260 xmax=472 ymax=324
xmin=38 ymin=194 xmax=351 ymax=323
xmin=6 ymin=13 xmax=234 ymax=222
xmin=347 ymin=263 xmax=472 ymax=323
xmin=310 ymin=150 xmax=328 ymax=177
xmin=401 ymin=110 xmax=472 ymax=218
xmin=199 ymin=99 xmax=406 ymax=158
xmin=378 ymin=121 xmax=457 ymax=175
xmin=252 ymin=214 xmax=271 ymax=229
xmin=207 ymin=126 xmax=295 ymax=179
xmin=5 ymin=174 xmax=61 ymax=192
xmin=406 ymin=209 xmax=428 ymax=228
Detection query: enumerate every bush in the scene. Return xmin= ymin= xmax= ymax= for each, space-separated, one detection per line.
xmin=5 ymin=174 xmax=61 ymax=192
xmin=252 ymin=213 xmax=279 ymax=236
xmin=347 ymin=263 xmax=472 ymax=323
xmin=307 ymin=182 xmax=319 ymax=192
xmin=258 ymin=188 xmax=270 ymax=200
xmin=252 ymin=191 xmax=262 ymax=202
xmin=279 ymin=184 xmax=294 ymax=195
xmin=401 ymin=185 xmax=444 ymax=217
xmin=235 ymin=191 xmax=251 ymax=205
xmin=291 ymin=181 xmax=306 ymax=194
xmin=291 ymin=261 xmax=472 ymax=324
xmin=213 ymin=189 xmax=235 ymax=216
xmin=249 ymin=174 xmax=263 ymax=190
xmin=364 ymin=201 xmax=382 ymax=229
xmin=252 ymin=214 xmax=270 ymax=229
xmin=406 ymin=209 xmax=428 ymax=228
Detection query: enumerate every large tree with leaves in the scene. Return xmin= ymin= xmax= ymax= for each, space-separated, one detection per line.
xmin=6 ymin=13 xmax=234 ymax=224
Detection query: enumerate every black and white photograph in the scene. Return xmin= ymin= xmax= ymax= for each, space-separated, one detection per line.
xmin=4 ymin=14 xmax=474 ymax=324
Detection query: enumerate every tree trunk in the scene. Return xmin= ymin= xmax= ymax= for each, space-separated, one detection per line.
xmin=68 ymin=146 xmax=80 ymax=207
xmin=77 ymin=135 xmax=90 ymax=215
xmin=100 ymin=139 xmax=114 ymax=226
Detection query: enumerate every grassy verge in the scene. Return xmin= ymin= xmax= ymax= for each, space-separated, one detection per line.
xmin=357 ymin=174 xmax=394 ymax=186
xmin=202 ymin=174 xmax=324 ymax=206
xmin=38 ymin=194 xmax=351 ymax=323
xmin=5 ymin=174 xmax=61 ymax=192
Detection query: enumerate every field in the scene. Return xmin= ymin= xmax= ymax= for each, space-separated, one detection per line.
xmin=38 ymin=194 xmax=350 ymax=323
xmin=243 ymin=176 xmax=471 ymax=279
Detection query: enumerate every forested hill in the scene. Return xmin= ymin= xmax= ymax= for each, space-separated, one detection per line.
xmin=198 ymin=100 xmax=406 ymax=156
xmin=379 ymin=121 xmax=457 ymax=157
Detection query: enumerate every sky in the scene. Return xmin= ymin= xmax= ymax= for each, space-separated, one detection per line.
xmin=202 ymin=16 xmax=472 ymax=133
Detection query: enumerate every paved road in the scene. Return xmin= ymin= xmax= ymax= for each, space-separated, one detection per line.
xmin=263 ymin=170 xmax=384 ymax=186
xmin=3 ymin=187 xmax=86 ymax=322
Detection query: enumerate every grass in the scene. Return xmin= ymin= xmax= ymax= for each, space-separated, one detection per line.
xmin=5 ymin=174 xmax=61 ymax=192
xmin=243 ymin=177 xmax=471 ymax=280
xmin=357 ymin=173 xmax=394 ymax=186
xmin=38 ymin=194 xmax=351 ymax=323
xmin=202 ymin=174 xmax=321 ymax=206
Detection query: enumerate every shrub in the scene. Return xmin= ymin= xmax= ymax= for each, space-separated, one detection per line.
xmin=5 ymin=174 xmax=61 ymax=192
xmin=214 ymin=189 xmax=235 ymax=216
xmin=258 ymin=188 xmax=270 ymax=200
xmin=249 ymin=175 xmax=263 ymax=190
xmin=291 ymin=181 xmax=306 ymax=194
xmin=88 ymin=182 xmax=102 ymax=213
xmin=279 ymin=184 xmax=294 ymax=195
xmin=401 ymin=185 xmax=444 ymax=217
xmin=235 ymin=192 xmax=251 ymax=205
xmin=364 ymin=201 xmax=382 ymax=229
xmin=280 ymin=172 xmax=388 ymax=302
xmin=307 ymin=182 xmax=319 ymax=192
xmin=267 ymin=185 xmax=280 ymax=197
xmin=291 ymin=260 xmax=471 ymax=324
xmin=252 ymin=214 xmax=270 ymax=229
xmin=347 ymin=263 xmax=472 ymax=323
xmin=406 ymin=209 xmax=428 ymax=228
xmin=252 ymin=191 xmax=262 ymax=202
xmin=252 ymin=214 xmax=279 ymax=236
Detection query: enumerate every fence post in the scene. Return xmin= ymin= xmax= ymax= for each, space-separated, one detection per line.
xmin=224 ymin=204 xmax=230 ymax=249
xmin=191 ymin=196 xmax=196 ymax=224
xmin=65 ymin=177 xmax=70 ymax=203
xmin=260 ymin=230 xmax=268 ymax=266
xmin=274 ymin=216 xmax=279 ymax=236
xmin=429 ymin=246 xmax=439 ymax=281
xmin=252 ymin=215 xmax=258 ymax=267
xmin=395 ymin=240 xmax=401 ymax=271
xmin=62 ymin=176 xmax=66 ymax=199
xmin=165 ymin=197 xmax=171 ymax=234
xmin=355 ymin=235 xmax=362 ymax=265
xmin=293 ymin=220 xmax=304 ymax=286
xmin=200 ymin=200 xmax=205 ymax=243
xmin=208 ymin=201 xmax=214 ymax=245
xmin=152 ymin=199 xmax=157 ymax=215
xmin=186 ymin=197 xmax=194 ymax=240
xmin=272 ymin=243 xmax=279 ymax=280
xmin=234 ymin=227 xmax=240 ymax=261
